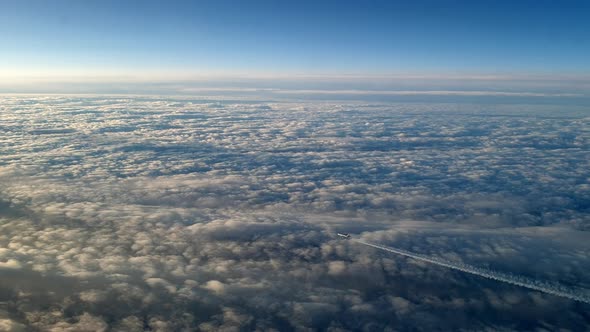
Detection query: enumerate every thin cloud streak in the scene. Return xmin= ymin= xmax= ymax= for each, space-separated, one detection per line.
xmin=2 ymin=72 xmax=589 ymax=97
xmin=353 ymin=239 xmax=590 ymax=304
xmin=268 ymin=89 xmax=582 ymax=97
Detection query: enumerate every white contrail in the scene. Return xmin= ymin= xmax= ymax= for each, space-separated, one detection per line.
xmin=353 ymin=238 xmax=590 ymax=304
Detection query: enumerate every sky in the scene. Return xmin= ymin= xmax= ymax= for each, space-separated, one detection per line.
xmin=1 ymin=0 xmax=590 ymax=81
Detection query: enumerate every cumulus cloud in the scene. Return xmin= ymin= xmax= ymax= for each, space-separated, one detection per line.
xmin=0 ymin=259 xmax=22 ymax=270
xmin=0 ymin=95 xmax=588 ymax=330
xmin=0 ymin=319 xmax=27 ymax=332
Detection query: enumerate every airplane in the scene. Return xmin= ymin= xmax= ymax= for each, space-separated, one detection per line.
xmin=337 ymin=233 xmax=351 ymax=238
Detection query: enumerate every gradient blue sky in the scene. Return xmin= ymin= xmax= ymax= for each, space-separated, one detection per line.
xmin=1 ymin=0 xmax=589 ymax=79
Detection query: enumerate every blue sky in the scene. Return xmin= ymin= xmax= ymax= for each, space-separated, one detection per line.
xmin=1 ymin=0 xmax=589 ymax=79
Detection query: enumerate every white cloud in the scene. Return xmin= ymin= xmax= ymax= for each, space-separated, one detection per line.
xmin=0 ymin=95 xmax=588 ymax=330
xmin=0 ymin=259 xmax=22 ymax=270
xmin=0 ymin=319 xmax=27 ymax=332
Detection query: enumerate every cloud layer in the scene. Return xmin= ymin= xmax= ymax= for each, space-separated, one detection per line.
xmin=0 ymin=96 xmax=589 ymax=330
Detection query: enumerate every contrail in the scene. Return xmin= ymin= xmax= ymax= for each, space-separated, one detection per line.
xmin=352 ymin=238 xmax=590 ymax=304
